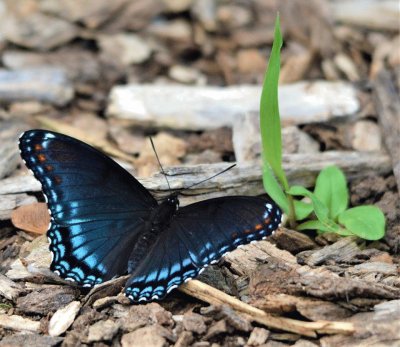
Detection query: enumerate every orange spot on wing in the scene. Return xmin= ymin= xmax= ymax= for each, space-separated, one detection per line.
xmin=34 ymin=144 xmax=43 ymax=151
xmin=38 ymin=154 xmax=46 ymax=162
xmin=255 ymin=224 xmax=263 ymax=230
xmin=54 ymin=176 xmax=62 ymax=184
xmin=264 ymin=217 xmax=271 ymax=224
xmin=45 ymin=165 xmax=53 ymax=171
xmin=231 ymin=232 xmax=238 ymax=239
xmin=244 ymin=229 xmax=251 ymax=234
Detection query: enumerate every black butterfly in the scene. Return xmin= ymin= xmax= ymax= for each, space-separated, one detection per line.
xmin=19 ymin=130 xmax=282 ymax=302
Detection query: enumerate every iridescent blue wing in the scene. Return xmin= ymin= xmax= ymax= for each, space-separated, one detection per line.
xmin=19 ymin=130 xmax=157 ymax=287
xmin=124 ymin=196 xmax=281 ymax=302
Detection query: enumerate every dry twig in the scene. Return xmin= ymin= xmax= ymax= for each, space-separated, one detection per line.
xmin=180 ymin=280 xmax=355 ymax=337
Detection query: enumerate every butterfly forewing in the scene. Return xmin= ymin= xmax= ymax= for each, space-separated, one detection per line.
xmin=124 ymin=196 xmax=281 ymax=302
xmin=19 ymin=130 xmax=157 ymax=286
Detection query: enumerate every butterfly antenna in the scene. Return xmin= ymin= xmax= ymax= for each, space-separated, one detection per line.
xmin=181 ymin=164 xmax=236 ymax=192
xmin=149 ymin=136 xmax=171 ymax=191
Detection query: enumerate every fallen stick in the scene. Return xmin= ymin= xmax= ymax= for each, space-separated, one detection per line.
xmin=106 ymin=82 xmax=359 ymax=129
xmin=373 ymin=69 xmax=400 ymax=195
xmin=83 ymin=274 xmax=355 ymax=337
xmin=3 ymin=151 xmax=392 ymax=209
xmin=179 ymin=279 xmax=355 ymax=337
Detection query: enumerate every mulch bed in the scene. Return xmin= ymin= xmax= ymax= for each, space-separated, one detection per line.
xmin=0 ymin=1 xmax=399 ymax=346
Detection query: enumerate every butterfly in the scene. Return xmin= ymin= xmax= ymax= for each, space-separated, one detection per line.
xmin=19 ymin=130 xmax=282 ymax=302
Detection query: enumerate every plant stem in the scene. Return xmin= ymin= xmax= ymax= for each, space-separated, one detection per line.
xmin=287 ymin=194 xmax=297 ymax=228
xmin=279 ymin=175 xmax=296 ymax=228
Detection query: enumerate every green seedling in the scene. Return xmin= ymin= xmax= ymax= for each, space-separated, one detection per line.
xmin=259 ymin=14 xmax=385 ymax=240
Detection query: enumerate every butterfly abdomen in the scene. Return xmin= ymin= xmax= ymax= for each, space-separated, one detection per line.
xmin=127 ymin=195 xmax=179 ymax=273
xmin=127 ymin=229 xmax=159 ymax=273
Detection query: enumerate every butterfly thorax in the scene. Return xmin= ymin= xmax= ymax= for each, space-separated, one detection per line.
xmin=150 ymin=195 xmax=179 ymax=230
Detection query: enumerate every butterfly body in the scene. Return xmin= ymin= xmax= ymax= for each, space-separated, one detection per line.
xmin=150 ymin=195 xmax=179 ymax=230
xmin=127 ymin=195 xmax=178 ymax=273
xmin=19 ymin=130 xmax=282 ymax=302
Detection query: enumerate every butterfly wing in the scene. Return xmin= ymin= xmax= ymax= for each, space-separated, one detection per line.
xmin=124 ymin=196 xmax=281 ymax=302
xmin=19 ymin=130 xmax=157 ymax=287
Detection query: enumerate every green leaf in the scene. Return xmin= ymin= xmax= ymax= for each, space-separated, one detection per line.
xmin=288 ymin=186 xmax=328 ymax=220
xmin=262 ymin=163 xmax=290 ymax=214
xmin=293 ymin=200 xmax=313 ymax=221
xmin=297 ymin=220 xmax=334 ymax=233
xmin=338 ymin=206 xmax=385 ymax=240
xmin=260 ymin=14 xmax=288 ymax=191
xmin=314 ymin=165 xmax=348 ymax=220
xmin=287 ymin=186 xmax=343 ymax=234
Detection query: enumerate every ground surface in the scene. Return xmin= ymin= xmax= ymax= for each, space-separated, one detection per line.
xmin=0 ymin=1 xmax=399 ymax=346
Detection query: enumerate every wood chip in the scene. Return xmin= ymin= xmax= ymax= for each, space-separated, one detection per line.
xmin=218 ymin=306 xmax=252 ymax=332
xmin=295 ymin=299 xmax=352 ymax=322
xmin=247 ymin=327 xmax=270 ymax=346
xmin=0 ymin=334 xmax=63 ymax=347
xmin=98 ymin=33 xmax=152 ymax=66
xmin=233 ymin=113 xmax=320 ymax=163
xmin=296 ymin=266 xmax=400 ymax=300
xmin=280 ymin=50 xmax=314 ymax=84
xmin=36 ymin=116 xmax=137 ymax=165
xmin=3 ymin=49 xmax=101 ymax=83
xmin=182 ymin=312 xmax=207 ymax=334
xmin=348 ymin=262 xmax=398 ymax=276
xmin=39 ymin=0 xmax=126 ymax=29
xmin=204 ymin=319 xmax=231 ymax=339
xmin=0 ymin=68 xmax=74 ymax=106
xmin=16 ymin=286 xmax=78 ymax=315
xmin=87 ymin=319 xmax=120 ymax=342
xmin=121 ymin=325 xmax=175 ymax=347
xmin=2 ymin=11 xmax=78 ymax=50
xmin=0 ymin=274 xmax=23 ymax=301
xmin=224 ymin=240 xmax=299 ymax=277
xmin=0 ymin=314 xmax=41 ymax=332
xmin=272 ymin=228 xmax=318 ymax=254
xmin=330 ymin=0 xmax=400 ymax=31
xmin=92 ymin=295 xmax=120 ymax=310
xmin=334 ymin=53 xmax=360 ymax=81
xmin=174 ymin=331 xmax=194 ymax=347
xmin=320 ymin=299 xmax=400 ymax=346
xmin=0 ymin=121 xmax=27 ymax=180
xmin=297 ymin=236 xmax=362 ymax=266
xmin=48 ymin=301 xmax=81 ymax=336
xmin=0 ymin=175 xmax=41 ymax=195
xmin=0 ymin=193 xmax=37 ymax=220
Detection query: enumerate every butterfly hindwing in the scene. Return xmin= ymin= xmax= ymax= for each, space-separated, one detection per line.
xmin=19 ymin=130 xmax=157 ymax=286
xmin=124 ymin=196 xmax=281 ymax=302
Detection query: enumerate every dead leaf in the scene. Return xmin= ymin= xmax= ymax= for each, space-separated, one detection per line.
xmin=11 ymin=202 xmax=50 ymax=235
